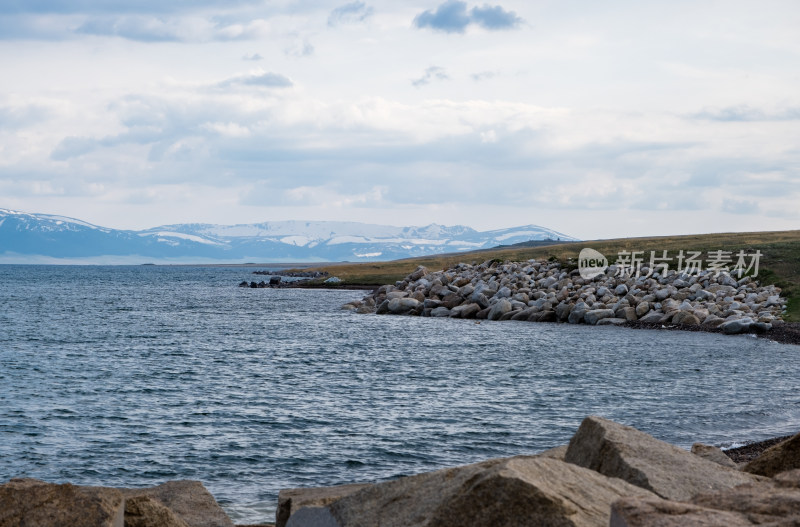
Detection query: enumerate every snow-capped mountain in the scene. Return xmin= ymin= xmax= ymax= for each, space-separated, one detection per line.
xmin=0 ymin=208 xmax=577 ymax=264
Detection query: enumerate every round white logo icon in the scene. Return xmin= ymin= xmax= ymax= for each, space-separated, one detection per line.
xmin=578 ymin=248 xmax=608 ymax=279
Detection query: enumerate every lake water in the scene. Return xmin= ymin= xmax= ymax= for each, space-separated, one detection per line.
xmin=1 ymin=265 xmax=798 ymax=523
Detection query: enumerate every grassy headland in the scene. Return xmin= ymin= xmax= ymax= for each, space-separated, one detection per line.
xmin=299 ymin=230 xmax=800 ymax=322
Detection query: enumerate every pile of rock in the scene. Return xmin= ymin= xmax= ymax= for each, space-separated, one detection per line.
xmin=0 ymin=479 xmax=234 ymax=527
xmin=240 ymin=277 xmax=283 ymax=288
xmin=277 ymin=416 xmax=800 ymax=527
xmin=342 ymin=259 xmax=786 ymax=335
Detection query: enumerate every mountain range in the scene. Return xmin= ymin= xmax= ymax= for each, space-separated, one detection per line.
xmin=0 ymin=208 xmax=577 ymax=264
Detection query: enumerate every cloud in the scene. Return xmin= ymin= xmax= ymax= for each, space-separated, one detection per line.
xmin=76 ymin=15 xmax=182 ymax=41
xmin=50 ymin=137 xmax=100 ymax=161
xmin=692 ymin=105 xmax=800 ymax=122
xmin=413 ymin=1 xmax=522 ymax=33
xmin=471 ymin=70 xmax=496 ymax=81
xmin=284 ymin=38 xmax=314 ymax=57
xmin=413 ymin=1 xmax=470 ymax=33
xmin=327 ymin=2 xmax=373 ymax=27
xmin=721 ymin=198 xmax=760 ymax=214
xmin=0 ymin=103 xmax=51 ymax=129
xmin=0 ymin=1 xmax=265 ymax=16
xmin=242 ymin=53 xmax=263 ymax=61
xmin=470 ymin=4 xmax=523 ymax=29
xmin=75 ymin=15 xmax=270 ymax=42
xmin=218 ymin=71 xmax=294 ymax=89
xmin=412 ymin=66 xmax=449 ymax=87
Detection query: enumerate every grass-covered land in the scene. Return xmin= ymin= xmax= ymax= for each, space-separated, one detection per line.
xmin=298 ymin=230 xmax=800 ymax=322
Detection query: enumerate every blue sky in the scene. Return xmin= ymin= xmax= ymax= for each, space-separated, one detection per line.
xmin=1 ymin=0 xmax=798 ymax=239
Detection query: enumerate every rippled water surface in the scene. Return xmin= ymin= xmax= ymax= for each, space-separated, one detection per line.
xmin=1 ymin=265 xmax=799 ymax=523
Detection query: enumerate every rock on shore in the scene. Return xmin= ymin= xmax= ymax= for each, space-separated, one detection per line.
xmin=343 ymin=259 xmax=786 ymax=334
xmin=0 ymin=479 xmax=233 ymax=527
xmin=278 ymin=418 xmax=800 ymax=527
xmin=4 ymin=421 xmax=800 ymax=526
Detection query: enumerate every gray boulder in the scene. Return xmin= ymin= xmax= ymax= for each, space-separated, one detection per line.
xmin=494 ymin=286 xmax=512 ymax=298
xmin=540 ymin=276 xmax=558 ymax=288
xmin=597 ymin=318 xmax=626 ymax=326
xmin=564 ymin=416 xmax=761 ymax=501
xmin=701 ymin=315 xmax=725 ymax=328
xmin=638 ymin=312 xmax=664 ymax=324
xmin=584 ymin=309 xmax=615 ymax=325
xmin=450 ymin=303 xmax=480 ymax=319
xmin=619 ymin=306 xmax=638 ymax=322
xmin=487 ymin=299 xmax=512 ymax=321
xmin=568 ymin=302 xmax=589 ymax=324
xmin=387 ymin=297 xmax=421 ymax=315
xmin=720 ymin=317 xmax=754 ymax=334
xmin=429 ymin=306 xmax=451 ymax=317
xmin=671 ymin=311 xmax=700 ymax=326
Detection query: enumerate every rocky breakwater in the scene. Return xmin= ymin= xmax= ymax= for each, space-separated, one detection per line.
xmin=277 ymin=416 xmax=800 ymax=526
xmin=342 ymin=259 xmax=787 ymax=335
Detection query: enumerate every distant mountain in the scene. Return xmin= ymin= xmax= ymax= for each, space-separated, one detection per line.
xmin=0 ymin=208 xmax=578 ymax=264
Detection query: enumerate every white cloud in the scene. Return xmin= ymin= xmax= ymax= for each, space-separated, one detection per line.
xmin=0 ymin=1 xmax=798 ymax=239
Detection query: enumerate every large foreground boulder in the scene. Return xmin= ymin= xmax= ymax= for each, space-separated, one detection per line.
xmin=611 ymin=468 xmax=800 ymax=526
xmin=565 ymin=416 xmax=760 ymax=500
xmin=743 ymin=431 xmax=800 ymax=477
xmin=120 ymin=480 xmax=233 ymax=527
xmin=287 ymin=456 xmax=656 ymax=527
xmin=0 ymin=478 xmax=125 ymax=527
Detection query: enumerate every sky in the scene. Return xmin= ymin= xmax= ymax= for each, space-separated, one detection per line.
xmin=0 ymin=0 xmax=799 ymax=240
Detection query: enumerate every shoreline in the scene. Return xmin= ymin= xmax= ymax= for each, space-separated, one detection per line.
xmin=622 ymin=319 xmax=800 ymax=346
xmin=294 ymin=279 xmax=800 ymax=345
xmin=274 ymin=279 xmax=800 ymax=344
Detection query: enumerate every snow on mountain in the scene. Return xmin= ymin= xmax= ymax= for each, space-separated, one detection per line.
xmin=0 ymin=208 xmax=578 ymax=263
xmin=0 ymin=208 xmax=110 ymax=233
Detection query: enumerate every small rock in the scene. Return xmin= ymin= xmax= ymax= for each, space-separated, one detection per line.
xmin=597 ymin=318 xmax=627 ymax=326
xmin=487 ymin=298 xmax=513 ymax=321
xmin=387 ymin=297 xmax=421 ymax=315
xmin=720 ymin=317 xmax=754 ymax=335
xmin=638 ymin=312 xmax=664 ymax=324
xmin=671 ymin=311 xmax=700 ymax=326
xmin=450 ymin=303 xmax=480 ymax=319
xmin=691 ymin=443 xmax=738 ymax=469
xmin=429 ymin=306 xmax=451 ymax=317
xmin=584 ymin=309 xmax=615 ymax=325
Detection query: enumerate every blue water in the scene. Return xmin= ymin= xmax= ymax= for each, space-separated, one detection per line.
xmin=1 ymin=265 xmax=798 ymax=523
